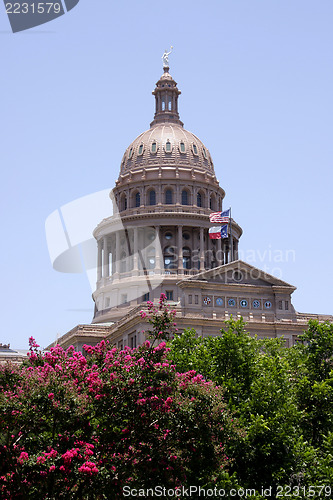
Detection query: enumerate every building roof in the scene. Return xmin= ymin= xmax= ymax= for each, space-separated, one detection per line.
xmin=119 ymin=68 xmax=216 ymax=177
xmin=177 ymin=260 xmax=297 ymax=291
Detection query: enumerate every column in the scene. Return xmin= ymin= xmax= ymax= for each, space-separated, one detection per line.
xmin=205 ymin=231 xmax=213 ymax=269
xmin=110 ymin=235 xmax=115 ymax=276
xmin=234 ymin=239 xmax=238 ymax=260
xmin=178 ymin=225 xmax=183 ymax=274
xmin=200 ymin=227 xmax=205 ymax=271
xmin=133 ymin=227 xmax=138 ymax=272
xmin=217 ymin=237 xmax=223 ymax=266
xmin=97 ymin=239 xmax=102 ymax=281
xmin=103 ymin=236 xmax=109 ymax=278
xmin=155 ymin=225 xmax=161 ymax=273
xmin=115 ymin=231 xmax=120 ymax=275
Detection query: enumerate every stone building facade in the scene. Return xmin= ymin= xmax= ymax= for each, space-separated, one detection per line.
xmin=48 ymin=65 xmax=332 ymax=353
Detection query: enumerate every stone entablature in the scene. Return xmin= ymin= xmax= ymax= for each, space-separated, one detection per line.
xmin=47 ymin=303 xmax=333 ymax=354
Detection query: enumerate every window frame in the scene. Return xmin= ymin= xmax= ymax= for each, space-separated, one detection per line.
xmin=165 ymin=189 xmax=173 ymax=205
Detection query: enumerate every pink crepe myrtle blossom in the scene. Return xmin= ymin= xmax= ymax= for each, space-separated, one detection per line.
xmin=0 ymin=306 xmax=237 ymax=498
xmin=78 ymin=461 xmax=99 ymax=475
xmin=18 ymin=452 xmax=29 ymax=464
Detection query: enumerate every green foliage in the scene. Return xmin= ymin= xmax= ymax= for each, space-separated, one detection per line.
xmin=299 ymin=320 xmax=333 ymax=381
xmin=168 ymin=317 xmax=333 ymax=496
xmin=1 ymin=306 xmax=332 ymax=498
xmin=169 ymin=318 xmax=260 ymax=406
xmin=295 ymin=321 xmax=333 ymax=446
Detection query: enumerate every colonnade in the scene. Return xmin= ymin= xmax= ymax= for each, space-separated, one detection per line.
xmin=97 ymin=225 xmax=239 ymax=281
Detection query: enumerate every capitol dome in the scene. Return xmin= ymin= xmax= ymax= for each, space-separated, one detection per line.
xmin=119 ymin=69 xmax=215 ymax=177
xmin=120 ymin=124 xmax=215 ymax=175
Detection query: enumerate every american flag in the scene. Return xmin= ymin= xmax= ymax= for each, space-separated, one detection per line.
xmin=209 ymin=209 xmax=230 ymax=223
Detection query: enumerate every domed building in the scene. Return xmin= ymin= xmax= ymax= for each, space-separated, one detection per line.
xmin=50 ymin=61 xmax=332 ymax=353
xmin=92 ymin=66 xmax=242 ymax=327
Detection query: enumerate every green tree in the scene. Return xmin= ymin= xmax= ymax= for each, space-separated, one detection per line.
xmin=168 ymin=318 xmax=333 ymax=496
xmin=296 ymin=321 xmax=333 ymax=446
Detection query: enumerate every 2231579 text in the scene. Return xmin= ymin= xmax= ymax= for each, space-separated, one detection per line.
xmin=5 ymin=3 xmax=62 ymax=14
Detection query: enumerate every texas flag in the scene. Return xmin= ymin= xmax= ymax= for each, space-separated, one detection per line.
xmin=209 ymin=225 xmax=228 ymax=239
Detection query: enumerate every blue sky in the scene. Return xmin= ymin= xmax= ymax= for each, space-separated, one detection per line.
xmin=1 ymin=0 xmax=332 ymax=348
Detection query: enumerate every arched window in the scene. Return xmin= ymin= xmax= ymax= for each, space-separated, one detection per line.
xmin=168 ymin=97 xmax=172 ymax=111
xmin=181 ymin=190 xmax=188 ymax=205
xmin=149 ymin=190 xmax=156 ymax=206
xmin=197 ymin=192 xmax=202 ymax=207
xmin=192 ymin=144 xmax=198 ymax=155
xmin=183 ymin=247 xmax=191 ymax=270
xmin=121 ymin=194 xmax=127 ymax=211
xmin=151 ymin=142 xmax=157 ymax=153
xmin=180 ymin=142 xmax=185 ymax=153
xmin=135 ymin=192 xmax=140 ymax=208
xmin=165 ymin=141 xmax=171 ymax=152
xmin=164 ymin=246 xmax=176 ymax=270
xmin=165 ymin=189 xmax=173 ymax=204
xmin=162 ymin=97 xmax=165 ymax=111
xmin=138 ymin=144 xmax=144 ymax=155
xmin=210 ymin=194 xmax=216 ymax=211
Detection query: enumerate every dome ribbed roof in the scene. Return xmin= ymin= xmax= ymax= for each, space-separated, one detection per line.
xmin=119 ymin=68 xmax=215 ymax=176
xmin=120 ymin=123 xmax=215 ymax=174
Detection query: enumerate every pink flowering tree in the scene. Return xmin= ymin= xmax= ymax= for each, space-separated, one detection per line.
xmin=140 ymin=293 xmax=177 ymax=343
xmin=0 ymin=296 xmax=241 ymax=498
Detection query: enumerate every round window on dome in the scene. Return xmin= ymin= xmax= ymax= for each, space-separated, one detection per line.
xmin=151 ymin=142 xmax=157 ymax=154
xmin=165 ymin=232 xmax=173 ymax=240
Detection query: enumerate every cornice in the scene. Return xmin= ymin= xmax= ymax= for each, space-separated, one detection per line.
xmin=93 ymin=212 xmax=243 ymax=239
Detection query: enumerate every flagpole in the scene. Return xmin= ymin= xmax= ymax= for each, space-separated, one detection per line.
xmin=229 ymin=206 xmax=234 ymax=262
